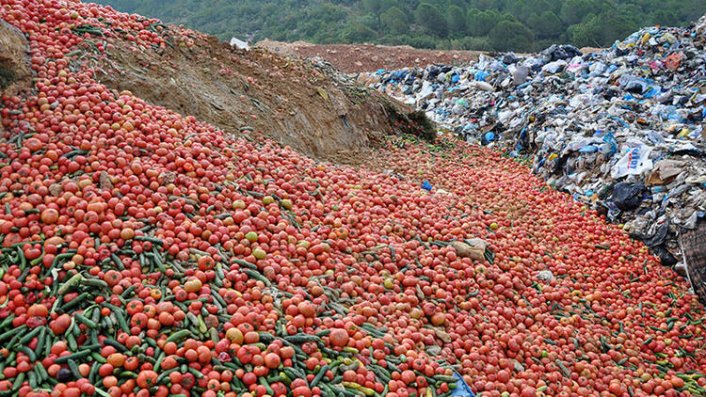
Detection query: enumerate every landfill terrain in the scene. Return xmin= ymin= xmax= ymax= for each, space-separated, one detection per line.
xmin=365 ymin=21 xmax=706 ymax=293
xmin=256 ymin=41 xmax=484 ymax=75
xmin=1 ymin=2 xmax=706 ymax=397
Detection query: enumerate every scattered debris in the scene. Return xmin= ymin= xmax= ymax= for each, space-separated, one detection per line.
xmin=536 ymin=270 xmax=555 ymax=283
xmin=451 ymin=239 xmax=488 ymax=261
xmin=229 ymin=36 xmax=249 ymax=50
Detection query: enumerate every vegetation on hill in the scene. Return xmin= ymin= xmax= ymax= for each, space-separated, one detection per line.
xmin=96 ymin=0 xmax=705 ymax=51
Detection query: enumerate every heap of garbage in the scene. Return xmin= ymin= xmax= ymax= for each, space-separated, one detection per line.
xmin=363 ymin=16 xmax=706 ymax=277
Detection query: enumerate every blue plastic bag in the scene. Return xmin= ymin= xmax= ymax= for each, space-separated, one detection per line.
xmin=601 ymin=132 xmax=618 ymax=155
xmin=474 ymin=70 xmax=489 ymax=81
xmin=643 ymin=86 xmax=661 ymax=98
xmin=450 ymin=372 xmax=475 ymax=397
xmin=421 ymin=180 xmax=433 ymax=191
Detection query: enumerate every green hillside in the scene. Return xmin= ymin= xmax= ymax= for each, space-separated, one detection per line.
xmin=95 ymin=0 xmax=706 ymax=51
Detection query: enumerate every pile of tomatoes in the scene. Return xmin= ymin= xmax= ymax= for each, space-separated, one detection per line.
xmin=1 ymin=1 xmax=706 ymax=397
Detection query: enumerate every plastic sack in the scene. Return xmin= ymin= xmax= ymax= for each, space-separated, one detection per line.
xmin=474 ymin=70 xmax=489 ymax=81
xmin=481 ymin=132 xmax=497 ymax=145
xmin=600 ymin=132 xmax=618 ymax=155
xmin=470 ymin=81 xmax=494 ymax=92
xmin=512 ymin=66 xmax=529 ymax=85
xmin=611 ymin=145 xmax=653 ymax=179
xmin=611 ymin=182 xmax=645 ymax=210
xmin=451 ymin=372 xmax=476 ymax=397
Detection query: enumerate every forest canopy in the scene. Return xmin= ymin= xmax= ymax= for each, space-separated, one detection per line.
xmin=96 ymin=0 xmax=706 ymax=51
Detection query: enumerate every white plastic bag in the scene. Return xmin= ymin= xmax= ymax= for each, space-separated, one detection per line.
xmin=611 ymin=145 xmax=653 ymax=179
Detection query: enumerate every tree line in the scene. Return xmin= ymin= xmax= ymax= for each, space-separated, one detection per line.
xmin=96 ymin=0 xmax=706 ymax=52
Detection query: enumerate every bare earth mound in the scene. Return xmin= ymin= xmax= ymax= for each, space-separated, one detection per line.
xmin=0 ymin=20 xmax=30 ymax=96
xmin=92 ymin=27 xmax=420 ymax=162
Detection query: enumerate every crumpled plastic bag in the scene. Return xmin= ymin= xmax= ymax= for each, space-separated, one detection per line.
xmin=611 ymin=182 xmax=646 ymax=211
xmin=450 ymin=372 xmax=476 ymax=397
xmin=611 ymin=145 xmax=653 ymax=179
xmin=470 ymin=81 xmax=493 ymax=92
xmin=451 ymin=239 xmax=488 ymax=261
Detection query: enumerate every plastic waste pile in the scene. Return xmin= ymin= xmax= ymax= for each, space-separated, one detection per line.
xmin=363 ymin=17 xmax=706 ymax=278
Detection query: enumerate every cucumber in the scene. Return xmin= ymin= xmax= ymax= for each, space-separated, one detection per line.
xmin=67 ymin=359 xmax=82 ymax=379
xmin=311 ymin=364 xmax=329 ymax=387
xmin=285 ymin=333 xmax=321 ymax=344
xmin=232 ymin=258 xmax=257 ymax=269
xmin=17 ymin=345 xmax=36 ymax=362
xmin=88 ymin=361 xmax=100 ymax=384
xmin=0 ymin=324 xmax=26 ymax=342
xmin=60 ymin=291 xmax=90 ymax=312
xmin=156 ymin=368 xmax=179 ymax=385
xmin=35 ymin=361 xmax=49 ymax=381
xmin=0 ymin=315 xmax=15 ymax=329
xmin=370 ymin=364 xmax=391 ymax=382
xmin=12 ymin=372 xmax=26 ymax=392
xmin=81 ymin=278 xmax=109 ymax=289
xmin=57 ymin=273 xmax=83 ymax=295
xmin=257 ymin=331 xmax=275 ymax=344
xmin=242 ymin=268 xmax=272 ymax=287
xmin=135 ymin=236 xmax=164 ymax=245
xmin=433 ymin=375 xmax=458 ymax=383
xmin=110 ymin=253 xmax=125 ymax=270
xmin=102 ymin=303 xmax=130 ymax=332
xmin=75 ymin=313 xmax=97 ymax=329
xmin=17 ymin=326 xmax=42 ymax=345
xmin=103 ymin=338 xmax=128 ymax=352
xmin=259 ymin=377 xmax=274 ymax=395
xmin=118 ymin=370 xmax=138 ymax=379
xmin=54 ymin=349 xmax=93 ymax=364
xmin=91 ymin=352 xmax=107 ymax=363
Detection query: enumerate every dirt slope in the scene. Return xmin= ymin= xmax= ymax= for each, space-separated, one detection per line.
xmin=88 ymin=26 xmax=421 ymax=162
xmin=0 ymin=20 xmax=30 ymax=96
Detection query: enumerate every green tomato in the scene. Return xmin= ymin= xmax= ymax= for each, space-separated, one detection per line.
xmin=245 ymin=231 xmax=258 ymax=242
xmin=253 ymin=247 xmax=266 ymax=260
